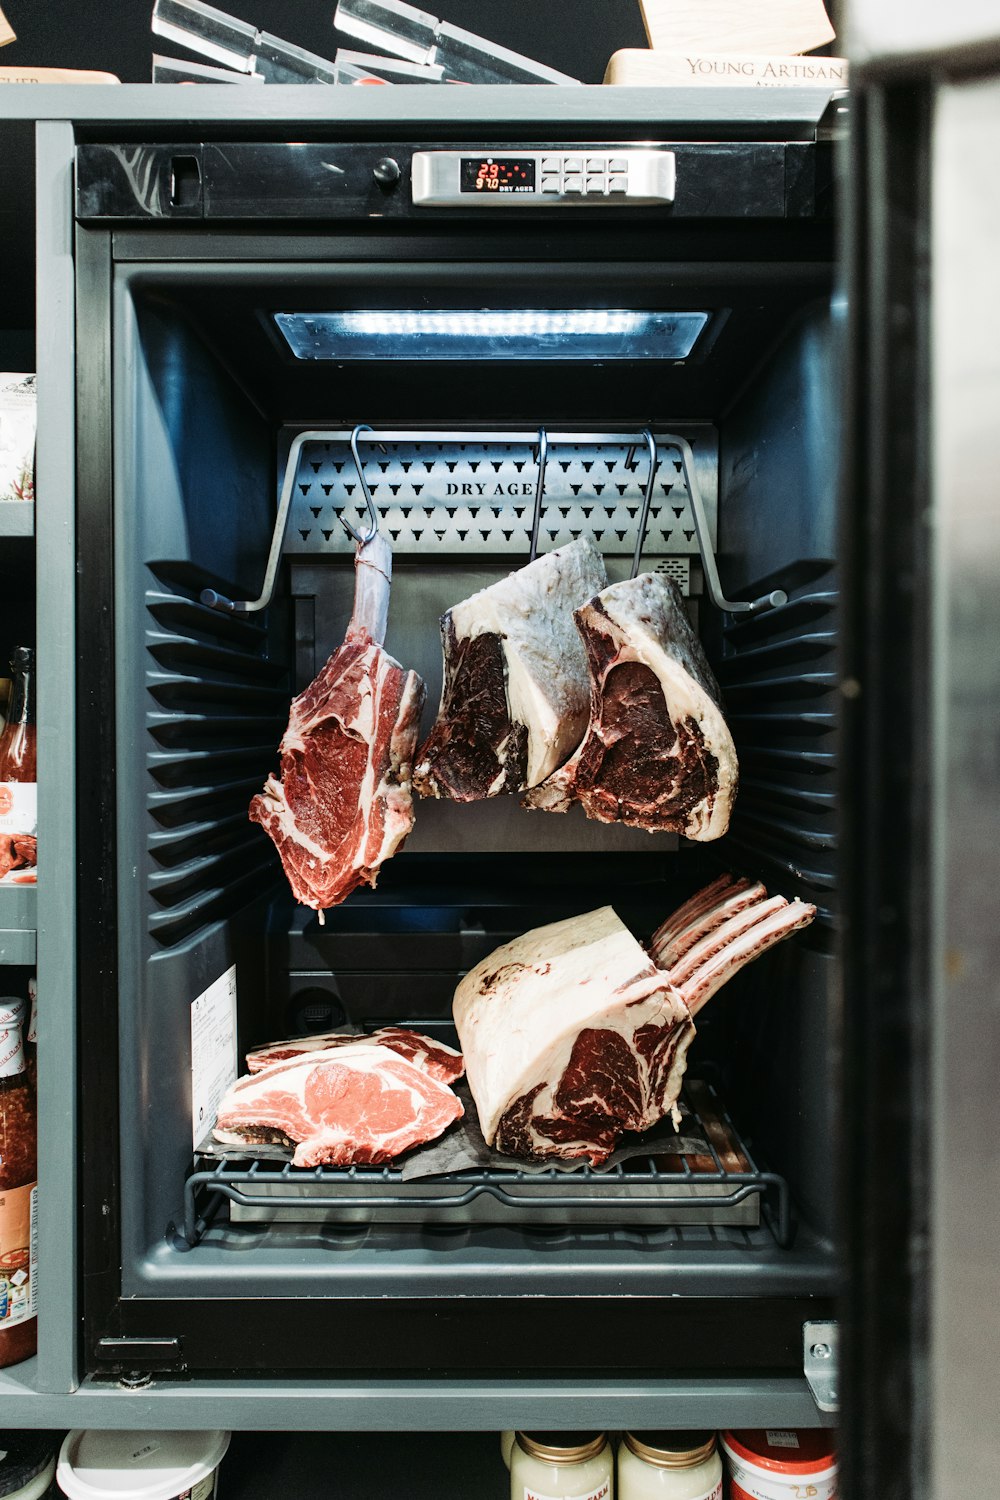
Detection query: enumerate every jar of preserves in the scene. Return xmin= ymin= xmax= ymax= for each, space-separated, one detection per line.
xmin=619 ymin=1433 xmax=722 ymax=1500
xmin=720 ymin=1431 xmax=837 ymax=1500
xmin=511 ymin=1432 xmax=613 ymax=1500
xmin=0 ymin=991 xmax=38 ymax=1366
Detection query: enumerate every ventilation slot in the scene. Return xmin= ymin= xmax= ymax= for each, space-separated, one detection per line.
xmin=145 ymin=569 xmax=289 ymax=948
xmin=715 ymin=568 xmax=839 ymax=921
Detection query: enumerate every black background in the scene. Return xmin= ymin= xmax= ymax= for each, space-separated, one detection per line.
xmin=0 ymin=0 xmax=648 ymax=85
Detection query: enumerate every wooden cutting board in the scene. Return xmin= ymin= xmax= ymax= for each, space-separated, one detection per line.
xmin=639 ymin=0 xmax=835 ymax=56
xmin=0 ymin=6 xmax=15 ymax=47
xmin=604 ymin=49 xmax=847 ymax=87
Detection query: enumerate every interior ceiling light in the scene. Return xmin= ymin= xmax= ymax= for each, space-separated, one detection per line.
xmin=273 ymin=309 xmax=710 ymax=361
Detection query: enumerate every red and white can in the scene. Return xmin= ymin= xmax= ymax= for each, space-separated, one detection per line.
xmin=720 ymin=1431 xmax=837 ymax=1500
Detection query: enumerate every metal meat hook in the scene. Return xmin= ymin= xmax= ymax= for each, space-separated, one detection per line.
xmin=345 ymin=424 xmax=382 ymax=547
xmin=527 ymin=428 xmax=549 ymax=563
xmin=200 ymin=424 xmax=380 ymax=615
xmin=629 ymin=428 xmax=659 ymax=580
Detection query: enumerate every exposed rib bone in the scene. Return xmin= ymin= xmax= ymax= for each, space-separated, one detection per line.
xmin=677 ymin=898 xmax=817 ymax=1015
xmin=349 ymin=530 xmax=393 ymax=647
xmin=664 ymin=893 xmax=788 ymax=990
xmin=648 ymin=874 xmax=746 ymax=954
xmin=650 ymin=877 xmax=766 ymax=969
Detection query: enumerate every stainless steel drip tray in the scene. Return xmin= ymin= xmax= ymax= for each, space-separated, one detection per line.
xmin=188 ymin=1083 xmax=791 ymax=1244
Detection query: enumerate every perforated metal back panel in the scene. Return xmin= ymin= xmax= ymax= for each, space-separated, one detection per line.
xmin=281 ymin=427 xmax=717 ymax=577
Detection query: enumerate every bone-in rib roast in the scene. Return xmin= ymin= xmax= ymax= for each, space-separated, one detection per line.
xmin=524 ymin=572 xmax=738 ymax=841
xmin=453 ymin=874 xmax=815 ymax=1164
xmin=250 ymin=532 xmax=425 ymax=913
xmin=413 ymin=537 xmax=608 ymax=800
xmin=246 ymin=1026 xmax=464 ymax=1085
xmin=214 ymin=1042 xmax=463 ymax=1168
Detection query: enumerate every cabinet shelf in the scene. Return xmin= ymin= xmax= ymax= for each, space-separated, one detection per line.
xmin=0 ymin=500 xmax=34 ymax=538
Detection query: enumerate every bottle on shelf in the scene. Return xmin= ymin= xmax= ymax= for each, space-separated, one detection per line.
xmin=0 ymin=990 xmax=37 ymax=1367
xmin=0 ymin=645 xmax=36 ymax=883
xmin=619 ymin=1432 xmax=722 ymax=1500
xmin=510 ymin=1433 xmax=614 ymax=1500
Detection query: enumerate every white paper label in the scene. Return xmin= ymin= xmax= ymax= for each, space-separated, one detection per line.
xmin=190 ymin=965 xmax=238 ymax=1149
xmin=130 ymin=1442 xmax=162 ymax=1463
xmin=521 ymin=1486 xmax=610 ymax=1500
xmin=765 ymin=1432 xmax=801 ymax=1449
xmin=0 ymin=1024 xmax=24 ymax=1076
xmin=0 ymin=782 xmax=36 ymax=837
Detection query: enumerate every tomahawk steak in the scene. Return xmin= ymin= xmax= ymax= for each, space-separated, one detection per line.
xmin=246 ymin=1026 xmax=464 ymax=1085
xmin=453 ymin=877 xmax=815 ymax=1164
xmin=414 ymin=537 xmax=608 ymax=800
xmin=524 ymin=572 xmax=738 ymax=840
xmin=249 ymin=532 xmax=425 ymax=913
xmin=214 ymin=1043 xmax=464 ymax=1168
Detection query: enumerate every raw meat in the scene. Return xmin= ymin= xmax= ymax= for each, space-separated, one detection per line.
xmin=249 ymin=532 xmax=425 ymax=914
xmin=413 ymin=537 xmax=608 ymax=800
xmin=246 ymin=1027 xmax=464 ymax=1085
xmin=214 ymin=1043 xmax=464 ymax=1168
xmin=454 ymin=906 xmax=695 ymax=1163
xmin=651 ymin=872 xmax=815 ymax=1014
xmin=523 ymin=572 xmax=738 ymax=841
xmin=453 ymin=877 xmax=815 ymax=1164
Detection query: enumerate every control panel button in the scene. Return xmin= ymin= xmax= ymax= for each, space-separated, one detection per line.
xmin=373 ymin=156 xmax=401 ymax=186
xmin=541 ymin=176 xmax=560 ymax=193
xmin=609 ymin=157 xmax=628 ymax=172
xmin=564 ymin=176 xmax=584 ymax=194
xmin=542 ymin=156 xmax=560 ymax=172
xmin=563 ymin=156 xmax=582 ymax=172
xmin=587 ymin=176 xmax=605 ymax=194
xmin=587 ymin=157 xmax=605 ymax=171
xmin=609 ymin=175 xmax=628 ymax=193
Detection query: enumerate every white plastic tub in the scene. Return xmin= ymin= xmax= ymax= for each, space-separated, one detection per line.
xmin=57 ymin=1432 xmax=230 ymax=1500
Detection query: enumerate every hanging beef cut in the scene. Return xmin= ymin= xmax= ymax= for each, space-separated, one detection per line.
xmin=453 ymin=875 xmax=815 ymax=1164
xmin=249 ymin=532 xmax=425 ymax=914
xmin=214 ymin=1042 xmax=463 ymax=1168
xmin=523 ymin=572 xmax=738 ymax=841
xmin=246 ymin=1026 xmax=464 ymax=1085
xmin=413 ymin=537 xmax=608 ymax=800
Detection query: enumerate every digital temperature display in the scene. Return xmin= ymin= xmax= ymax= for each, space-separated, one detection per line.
xmin=460 ymin=157 xmax=536 ymax=194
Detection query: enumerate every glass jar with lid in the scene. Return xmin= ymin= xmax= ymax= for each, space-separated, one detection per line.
xmin=510 ymin=1432 xmax=613 ymax=1500
xmin=618 ymin=1432 xmax=722 ymax=1500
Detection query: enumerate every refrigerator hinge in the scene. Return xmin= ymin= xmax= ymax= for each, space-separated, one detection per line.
xmin=803 ymin=1320 xmax=839 ymax=1412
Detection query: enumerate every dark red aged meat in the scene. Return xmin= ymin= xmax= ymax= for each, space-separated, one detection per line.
xmin=524 ymin=573 xmax=738 ymax=840
xmin=249 ymin=533 xmax=425 ymax=914
xmin=414 ymin=538 xmax=607 ymax=801
xmin=453 ymin=876 xmax=815 ymax=1164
